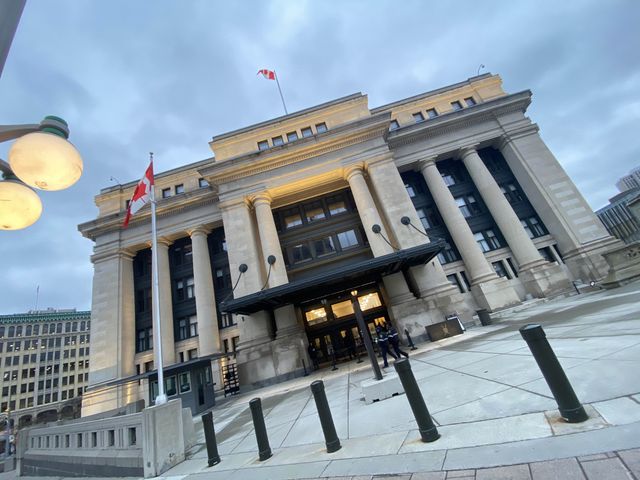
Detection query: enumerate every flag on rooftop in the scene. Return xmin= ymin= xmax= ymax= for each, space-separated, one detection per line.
xmin=123 ymin=160 xmax=154 ymax=228
xmin=257 ymin=68 xmax=276 ymax=80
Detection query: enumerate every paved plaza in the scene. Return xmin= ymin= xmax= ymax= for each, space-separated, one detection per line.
xmin=9 ymin=280 xmax=640 ymax=479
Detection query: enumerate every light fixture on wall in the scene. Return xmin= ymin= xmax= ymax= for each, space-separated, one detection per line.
xmin=0 ymin=116 xmax=83 ymax=230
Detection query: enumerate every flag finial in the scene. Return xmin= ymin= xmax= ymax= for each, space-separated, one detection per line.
xmin=149 ymin=152 xmax=154 ymax=161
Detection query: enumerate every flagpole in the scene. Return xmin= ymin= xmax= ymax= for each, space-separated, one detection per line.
xmin=274 ymin=70 xmax=288 ymax=115
xmin=149 ymin=152 xmax=167 ymax=405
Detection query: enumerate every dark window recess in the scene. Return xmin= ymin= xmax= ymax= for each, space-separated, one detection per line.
xmin=539 ymin=247 xmax=557 ymax=263
xmin=175 ymin=277 xmax=195 ymax=301
xmin=521 ymin=217 xmax=547 ymax=238
xmin=199 ymin=178 xmax=209 ymax=188
xmin=175 ymin=184 xmax=184 ymax=194
xmin=413 ymin=112 xmax=425 ymax=123
xmin=492 ymin=261 xmax=510 ymax=278
xmin=258 ymin=140 xmax=269 ymax=151
xmin=162 ymin=188 xmax=172 ymax=198
xmin=464 ymin=97 xmax=476 ymax=107
xmin=506 ymin=257 xmax=519 ymax=277
xmin=451 ymin=100 xmax=463 ymax=111
xmin=405 ymin=184 xmax=417 ymax=198
xmin=389 ymin=120 xmax=400 ymax=131
xmin=441 ymin=173 xmax=456 ymax=186
xmin=272 ymin=135 xmax=284 ymax=147
xmin=426 ymin=108 xmax=438 ymax=119
xmin=301 ymin=127 xmax=313 ymax=138
xmin=304 ymin=201 xmax=326 ymax=223
xmin=287 ymin=131 xmax=298 ymax=142
xmin=315 ymin=122 xmax=328 ymax=133
xmin=447 ymin=274 xmax=462 ymax=292
xmin=455 ymin=194 xmax=482 ymax=218
xmin=136 ymin=328 xmax=153 ymax=353
xmin=474 ymin=229 xmax=502 ymax=252
xmin=501 ymin=183 xmax=523 ymax=203
xmin=417 ymin=207 xmax=440 ymax=230
xmin=437 ymin=241 xmax=459 ymax=264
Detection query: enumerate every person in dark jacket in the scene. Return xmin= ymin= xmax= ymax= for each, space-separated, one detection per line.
xmin=388 ymin=325 xmax=409 ymax=359
xmin=376 ymin=325 xmax=398 ymax=367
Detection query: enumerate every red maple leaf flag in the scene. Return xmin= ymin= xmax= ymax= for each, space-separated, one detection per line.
xmin=123 ymin=161 xmax=154 ymax=228
xmin=257 ymin=68 xmax=276 ymax=80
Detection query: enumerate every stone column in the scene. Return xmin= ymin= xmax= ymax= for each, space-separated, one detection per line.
xmin=220 ymin=199 xmax=275 ymax=385
xmin=153 ymin=238 xmax=176 ymax=366
xmin=81 ymin=249 xmax=136 ymax=416
xmin=460 ymin=146 xmax=546 ymax=270
xmin=189 ymin=227 xmax=220 ymax=357
xmin=252 ymin=192 xmax=288 ymax=287
xmin=344 ymin=163 xmax=394 ymax=257
xmin=366 ymin=155 xmax=460 ymax=298
xmin=419 ymin=158 xmax=519 ymax=311
xmin=419 ymin=158 xmax=497 ymax=284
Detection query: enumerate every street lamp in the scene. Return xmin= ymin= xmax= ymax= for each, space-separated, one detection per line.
xmin=0 ymin=116 xmax=83 ymax=230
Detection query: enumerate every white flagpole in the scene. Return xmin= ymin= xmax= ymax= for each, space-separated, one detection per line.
xmin=274 ymin=70 xmax=288 ymax=115
xmin=149 ymin=152 xmax=167 ymax=405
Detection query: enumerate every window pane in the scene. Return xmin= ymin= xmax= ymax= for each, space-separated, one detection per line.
xmin=426 ymin=108 xmax=438 ymax=119
xmin=291 ymin=243 xmax=312 ymax=263
xmin=258 ymin=140 xmax=269 ymax=150
xmin=284 ymin=211 xmax=303 ymax=229
xmin=464 ymin=97 xmax=476 ymax=106
xmin=287 ymin=131 xmax=298 ymax=142
xmin=441 ymin=173 xmax=455 ymax=186
xmin=405 ymin=184 xmax=416 ymax=197
xmin=175 ymin=184 xmax=184 ymax=194
xmin=305 ymin=307 xmax=327 ymax=326
xmin=165 ymin=376 xmax=177 ymax=396
xmin=358 ymin=293 xmax=382 ymax=311
xmin=179 ymin=373 xmax=191 ymax=393
xmin=304 ymin=202 xmax=326 ymax=222
xmin=337 ymin=230 xmax=359 ymax=249
xmin=301 ymin=127 xmax=313 ymax=138
xmin=413 ymin=112 xmax=424 ymax=123
xmin=272 ymin=136 xmax=284 ymax=146
xmin=389 ymin=120 xmax=399 ymax=131
xmin=315 ymin=122 xmax=328 ymax=133
xmin=199 ymin=178 xmax=209 ymax=188
xmin=451 ymin=101 xmax=463 ymax=111
xmin=327 ymin=197 xmax=347 ymax=215
xmin=313 ymin=236 xmax=336 ymax=257
xmin=331 ymin=300 xmax=354 ymax=318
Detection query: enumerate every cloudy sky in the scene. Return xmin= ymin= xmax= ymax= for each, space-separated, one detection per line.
xmin=1 ymin=0 xmax=638 ymax=314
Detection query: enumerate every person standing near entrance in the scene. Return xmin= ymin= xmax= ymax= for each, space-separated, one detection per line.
xmin=388 ymin=325 xmax=409 ymax=359
xmin=376 ymin=326 xmax=397 ymax=368
xmin=308 ymin=343 xmax=320 ymax=370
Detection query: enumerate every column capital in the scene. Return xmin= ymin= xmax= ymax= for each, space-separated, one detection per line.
xmin=252 ymin=191 xmax=273 ymax=208
xmin=459 ymin=145 xmax=480 ymax=160
xmin=157 ymin=237 xmax=173 ymax=248
xmin=497 ymin=135 xmax=513 ymax=151
xmin=343 ymin=163 xmax=365 ymax=182
xmin=187 ymin=226 xmax=211 ymax=238
xmin=417 ymin=157 xmax=437 ymax=172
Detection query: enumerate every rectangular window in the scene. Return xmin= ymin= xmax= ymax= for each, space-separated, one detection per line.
xmin=175 ymin=184 xmax=184 ymax=194
xmin=313 ymin=236 xmax=336 ymax=257
xmin=189 ymin=316 xmax=198 ymax=337
xmin=198 ymin=178 xmax=209 ymax=188
xmin=283 ymin=208 xmax=303 ymax=229
xmin=301 ymin=127 xmax=313 ymax=138
xmin=492 ymin=261 xmax=510 ymax=278
xmin=441 ymin=173 xmax=456 ymax=186
xmin=272 ymin=135 xmax=284 ymax=146
xmin=179 ymin=373 xmax=191 ymax=393
xmin=291 ymin=243 xmax=312 ymax=264
xmin=327 ymin=195 xmax=348 ymax=216
xmin=475 ymin=230 xmax=501 ymax=252
xmin=162 ymin=188 xmax=172 ymax=198
xmin=331 ymin=300 xmax=354 ymax=318
xmin=389 ymin=120 xmax=400 ymax=131
xmin=426 ymin=108 xmax=438 ymax=119
xmin=304 ymin=201 xmax=326 ymax=222
xmin=451 ymin=100 xmax=463 ymax=111
xmin=455 ymin=195 xmax=481 ymax=218
xmin=412 ymin=112 xmax=425 ymax=123
xmin=286 ymin=131 xmax=298 ymax=142
xmin=501 ymin=183 xmax=523 ymax=203
xmin=315 ymin=122 xmax=328 ymax=133
xmin=165 ymin=376 xmax=177 ymax=396
xmin=464 ymin=97 xmax=476 ymax=107
xmin=258 ymin=140 xmax=269 ymax=151
xmin=405 ymin=184 xmax=417 ymax=197
xmin=521 ymin=217 xmax=546 ymax=238
xmin=178 ymin=318 xmax=188 ymax=340
xmin=337 ymin=229 xmax=359 ymax=249
xmin=305 ymin=307 xmax=327 ymax=326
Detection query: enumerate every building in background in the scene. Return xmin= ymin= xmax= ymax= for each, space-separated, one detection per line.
xmin=0 ymin=309 xmax=90 ymax=428
xmin=79 ymin=73 xmax=618 ymax=416
xmin=596 ymin=187 xmax=640 ymax=244
xmin=615 ymin=166 xmax=640 ymax=193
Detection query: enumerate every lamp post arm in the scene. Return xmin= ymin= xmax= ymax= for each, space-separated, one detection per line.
xmin=0 ymin=124 xmax=40 ymax=143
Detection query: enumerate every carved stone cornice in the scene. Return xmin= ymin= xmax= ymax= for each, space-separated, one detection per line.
xmin=387 ymin=91 xmax=532 ymax=150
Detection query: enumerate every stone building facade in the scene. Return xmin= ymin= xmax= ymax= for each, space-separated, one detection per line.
xmin=0 ymin=309 xmax=90 ymax=427
xmin=79 ymin=73 xmax=618 ymax=416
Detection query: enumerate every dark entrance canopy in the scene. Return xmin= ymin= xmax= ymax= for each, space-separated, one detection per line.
xmin=220 ymin=240 xmax=444 ymax=315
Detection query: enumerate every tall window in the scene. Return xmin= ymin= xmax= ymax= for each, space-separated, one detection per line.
xmin=417 ymin=207 xmax=440 ymax=230
xmin=501 ymin=183 xmax=523 ymax=203
xmin=474 ymin=230 xmax=501 ymax=252
xmin=521 ymin=217 xmax=546 ymax=238
xmin=176 ymin=277 xmax=195 ymax=301
xmin=455 ymin=195 xmax=481 ymax=218
xmin=437 ymin=241 xmax=458 ymax=264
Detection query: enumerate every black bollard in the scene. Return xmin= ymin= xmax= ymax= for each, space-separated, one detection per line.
xmin=249 ymin=398 xmax=273 ymax=460
xmin=404 ymin=328 xmax=418 ymax=351
xmin=310 ymin=380 xmax=342 ymax=453
xmin=519 ymin=324 xmax=588 ymax=423
xmin=201 ymin=411 xmax=221 ymax=467
xmin=394 ymin=359 xmax=440 ymax=442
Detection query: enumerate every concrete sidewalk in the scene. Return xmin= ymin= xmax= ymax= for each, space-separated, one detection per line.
xmin=158 ymin=281 xmax=640 ymax=480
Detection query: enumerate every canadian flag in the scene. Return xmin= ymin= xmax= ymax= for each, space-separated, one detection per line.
xmin=257 ymin=69 xmax=276 ymax=80
xmin=123 ymin=161 xmax=154 ymax=228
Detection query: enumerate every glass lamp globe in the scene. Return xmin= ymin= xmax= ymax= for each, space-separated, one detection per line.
xmin=0 ymin=179 xmax=43 ymax=230
xmin=8 ymin=131 xmax=83 ymax=191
